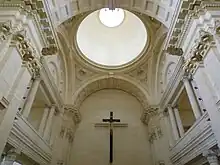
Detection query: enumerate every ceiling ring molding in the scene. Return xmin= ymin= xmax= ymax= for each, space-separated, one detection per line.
xmin=72 ymin=75 xmax=150 ymax=112
xmin=73 ymin=10 xmax=150 ymax=70
xmin=62 ymin=10 xmax=157 ymax=72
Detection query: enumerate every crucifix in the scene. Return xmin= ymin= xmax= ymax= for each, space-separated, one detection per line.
xmin=95 ymin=111 xmax=128 ymax=164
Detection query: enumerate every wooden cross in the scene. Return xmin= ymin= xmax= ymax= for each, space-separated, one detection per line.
xmin=94 ymin=111 xmax=128 ymax=164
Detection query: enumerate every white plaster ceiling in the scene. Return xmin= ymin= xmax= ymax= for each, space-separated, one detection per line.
xmin=49 ymin=0 xmax=179 ymax=28
xmin=76 ymin=9 xmax=147 ymax=66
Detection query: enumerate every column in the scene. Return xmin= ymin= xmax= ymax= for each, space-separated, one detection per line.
xmin=167 ymin=106 xmax=179 ymax=141
xmin=163 ymin=110 xmax=174 ymax=147
xmin=182 ymin=75 xmax=202 ymax=119
xmin=44 ymin=105 xmax=56 ymax=142
xmin=203 ymin=149 xmax=219 ymax=165
xmin=173 ymin=106 xmax=185 ymax=137
xmin=22 ymin=78 xmax=41 ymax=119
xmin=38 ymin=106 xmax=50 ymax=136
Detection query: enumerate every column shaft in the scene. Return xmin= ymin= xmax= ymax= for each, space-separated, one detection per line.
xmin=167 ymin=106 xmax=179 ymax=141
xmin=38 ymin=107 xmax=49 ymax=136
xmin=44 ymin=105 xmax=56 ymax=142
xmin=183 ymin=77 xmax=202 ymax=119
xmin=173 ymin=107 xmax=185 ymax=137
xmin=22 ymin=78 xmax=41 ymax=118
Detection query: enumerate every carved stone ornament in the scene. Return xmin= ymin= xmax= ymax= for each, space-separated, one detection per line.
xmin=127 ymin=63 xmax=148 ymax=85
xmin=64 ymin=104 xmax=81 ymax=124
xmin=141 ymin=106 xmax=159 ymax=125
xmin=184 ymin=30 xmax=214 ymax=74
xmin=65 ymin=128 xmax=74 ymax=143
xmin=41 ymin=46 xmax=58 ymax=56
xmin=12 ymin=31 xmax=35 ymax=62
xmin=166 ymin=46 xmax=183 ymax=56
xmin=11 ymin=30 xmax=42 ymax=78
xmin=149 ymin=131 xmax=157 ymax=144
xmin=148 ymin=126 xmax=163 ymax=143
xmin=28 ymin=59 xmax=41 ymax=78
xmin=215 ymin=20 xmax=220 ymax=35
xmin=0 ymin=22 xmax=12 ymax=41
xmin=60 ymin=126 xmax=66 ymax=138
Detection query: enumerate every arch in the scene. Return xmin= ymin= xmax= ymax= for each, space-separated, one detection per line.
xmin=72 ymin=75 xmax=150 ymax=111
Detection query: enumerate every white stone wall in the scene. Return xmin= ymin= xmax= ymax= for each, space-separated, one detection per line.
xmin=70 ymin=89 xmax=153 ymax=165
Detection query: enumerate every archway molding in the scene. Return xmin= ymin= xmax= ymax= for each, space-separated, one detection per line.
xmin=72 ymin=75 xmax=150 ymax=112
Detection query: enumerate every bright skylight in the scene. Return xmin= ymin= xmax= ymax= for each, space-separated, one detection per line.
xmin=76 ymin=9 xmax=147 ymax=67
xmin=99 ymin=8 xmax=124 ymax=27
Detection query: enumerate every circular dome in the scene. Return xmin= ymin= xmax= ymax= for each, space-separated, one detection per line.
xmin=76 ymin=8 xmax=147 ymax=67
xmin=99 ymin=8 xmax=124 ymax=27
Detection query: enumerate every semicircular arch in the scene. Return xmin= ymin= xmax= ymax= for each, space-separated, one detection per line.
xmin=72 ymin=75 xmax=150 ymax=111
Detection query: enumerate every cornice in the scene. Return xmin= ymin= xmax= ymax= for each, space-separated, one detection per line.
xmin=165 ymin=0 xmax=220 ymax=56
xmin=0 ymin=1 xmax=59 ymax=55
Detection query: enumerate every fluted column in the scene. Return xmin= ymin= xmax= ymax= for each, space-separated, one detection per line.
xmin=167 ymin=106 xmax=179 ymax=141
xmin=38 ymin=106 xmax=50 ymax=136
xmin=182 ymin=75 xmax=202 ymax=119
xmin=173 ymin=106 xmax=184 ymax=137
xmin=22 ymin=78 xmax=41 ymax=119
xmin=44 ymin=105 xmax=56 ymax=142
xmin=203 ymin=149 xmax=219 ymax=165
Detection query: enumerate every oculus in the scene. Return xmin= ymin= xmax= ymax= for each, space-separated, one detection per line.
xmin=76 ymin=8 xmax=147 ymax=67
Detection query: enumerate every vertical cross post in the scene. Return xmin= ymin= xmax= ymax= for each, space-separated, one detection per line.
xmin=102 ymin=111 xmax=120 ymax=163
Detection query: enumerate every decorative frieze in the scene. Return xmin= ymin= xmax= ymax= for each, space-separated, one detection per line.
xmin=11 ymin=30 xmax=42 ymax=78
xmin=23 ymin=0 xmax=58 ymax=48
xmin=184 ymin=30 xmax=214 ymax=74
xmin=166 ymin=0 xmax=220 ymax=52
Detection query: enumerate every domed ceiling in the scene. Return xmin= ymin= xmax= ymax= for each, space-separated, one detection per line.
xmin=76 ymin=8 xmax=148 ymax=67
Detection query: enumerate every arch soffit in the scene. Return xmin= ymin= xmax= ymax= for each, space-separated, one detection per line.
xmin=72 ymin=75 xmax=150 ymax=111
